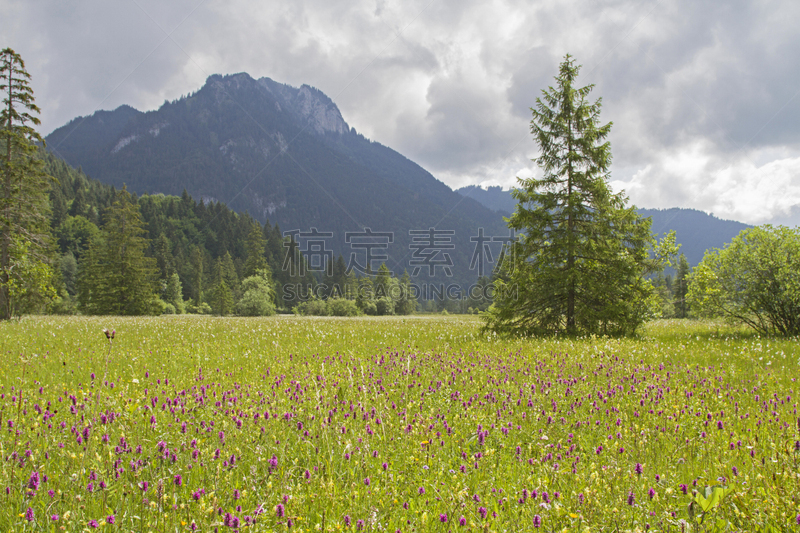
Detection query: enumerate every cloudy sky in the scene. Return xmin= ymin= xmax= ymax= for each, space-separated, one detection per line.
xmin=4 ymin=0 xmax=800 ymax=224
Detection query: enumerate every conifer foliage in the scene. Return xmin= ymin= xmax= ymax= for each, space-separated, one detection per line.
xmin=485 ymin=55 xmax=656 ymax=336
xmin=77 ymin=187 xmax=159 ymax=315
xmin=0 ymin=48 xmax=54 ymax=318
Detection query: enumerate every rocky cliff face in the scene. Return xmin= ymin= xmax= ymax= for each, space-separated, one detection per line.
xmin=258 ymin=77 xmax=349 ymax=135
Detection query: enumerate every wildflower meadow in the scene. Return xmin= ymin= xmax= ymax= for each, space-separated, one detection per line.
xmin=1 ymin=315 xmax=799 ymax=532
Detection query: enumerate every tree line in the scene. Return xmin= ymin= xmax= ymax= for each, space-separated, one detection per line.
xmin=3 ymin=48 xmax=798 ymax=334
xmin=46 ymin=152 xmax=431 ymax=316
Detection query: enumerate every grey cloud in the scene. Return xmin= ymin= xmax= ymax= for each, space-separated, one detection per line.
xmin=4 ymin=0 xmax=800 ymax=224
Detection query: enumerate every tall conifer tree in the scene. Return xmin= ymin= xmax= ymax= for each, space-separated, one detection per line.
xmin=0 ymin=48 xmax=54 ymax=318
xmin=485 ymin=55 xmax=655 ymax=336
xmin=77 ymin=187 xmax=159 ymax=315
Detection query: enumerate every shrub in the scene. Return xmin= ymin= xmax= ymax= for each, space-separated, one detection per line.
xmin=688 ymin=225 xmax=800 ymax=335
xmin=375 ymin=296 xmax=395 ymax=316
xmin=327 ymin=298 xmax=361 ymax=317
xmin=294 ymin=299 xmax=329 ymax=316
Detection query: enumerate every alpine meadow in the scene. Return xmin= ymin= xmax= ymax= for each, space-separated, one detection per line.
xmin=1 ymin=39 xmax=800 ymax=533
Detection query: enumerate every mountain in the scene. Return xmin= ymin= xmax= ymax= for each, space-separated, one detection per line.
xmin=45 ymin=73 xmax=508 ymax=286
xmin=458 ymin=185 xmax=518 ymax=215
xmin=638 ymin=208 xmax=751 ymax=266
xmin=456 ymin=186 xmax=752 ymax=266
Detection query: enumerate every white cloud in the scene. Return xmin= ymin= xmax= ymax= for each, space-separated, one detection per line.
xmin=611 ymin=143 xmax=800 ymax=224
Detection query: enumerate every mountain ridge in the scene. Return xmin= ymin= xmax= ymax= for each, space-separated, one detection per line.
xmin=45 ymin=73 xmax=508 ymax=286
xmin=456 ymin=185 xmax=752 ymax=266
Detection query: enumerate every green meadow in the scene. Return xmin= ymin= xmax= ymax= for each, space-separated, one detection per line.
xmin=1 ymin=316 xmax=798 ymax=532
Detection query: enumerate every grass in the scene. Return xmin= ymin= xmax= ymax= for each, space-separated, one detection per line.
xmin=0 ymin=315 xmax=798 ymax=532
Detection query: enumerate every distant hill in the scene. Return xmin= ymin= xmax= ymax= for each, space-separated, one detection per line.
xmin=457 ymin=185 xmax=517 ymax=215
xmin=45 ymin=74 xmax=508 ymax=286
xmin=638 ymin=208 xmax=750 ymax=266
xmin=456 ymin=186 xmax=751 ymax=266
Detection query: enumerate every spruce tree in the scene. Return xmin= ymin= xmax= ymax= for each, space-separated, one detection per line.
xmin=77 ymin=187 xmax=159 ymax=315
xmin=0 ymin=48 xmax=54 ymax=318
xmin=153 ymin=233 xmax=175 ymax=280
xmin=243 ymin=223 xmax=268 ymax=278
xmin=485 ymin=55 xmax=655 ymax=336
xmin=673 ymin=253 xmax=691 ymax=318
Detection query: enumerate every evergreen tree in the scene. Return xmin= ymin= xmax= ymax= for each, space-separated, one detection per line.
xmin=57 ymin=215 xmax=99 ymax=260
xmin=162 ymin=272 xmax=185 ymax=314
xmin=60 ymin=251 xmax=77 ymax=296
xmin=374 ymin=263 xmax=392 ymax=298
xmin=154 ymin=232 xmax=175 ymax=280
xmin=210 ymin=280 xmax=233 ymax=316
xmin=69 ymin=186 xmax=87 ymax=217
xmin=396 ymin=270 xmax=417 ymax=315
xmin=331 ymin=255 xmax=347 ymax=297
xmin=356 ymin=272 xmax=376 ymax=315
xmin=344 ymin=269 xmax=359 ymax=300
xmin=0 ymin=48 xmax=54 ymax=318
xmin=243 ymin=223 xmax=268 ymax=278
xmin=189 ymin=246 xmax=205 ymax=304
xmin=214 ymin=252 xmax=239 ymax=292
xmin=674 ymin=253 xmax=690 ymax=318
xmin=77 ymin=187 xmax=159 ymax=315
xmin=485 ymin=55 xmax=656 ymax=336
xmin=50 ymin=187 xmax=67 ymax=228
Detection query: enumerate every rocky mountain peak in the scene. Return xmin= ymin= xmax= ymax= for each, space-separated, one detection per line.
xmin=257 ymin=77 xmax=348 ymax=135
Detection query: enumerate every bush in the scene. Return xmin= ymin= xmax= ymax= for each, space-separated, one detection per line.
xmin=293 ymin=299 xmax=330 ymax=316
xmin=186 ymin=301 xmax=212 ymax=315
xmin=162 ymin=302 xmax=176 ymax=315
xmin=153 ymin=299 xmax=168 ymax=315
xmin=327 ymin=298 xmax=361 ymax=317
xmin=236 ymin=270 xmax=276 ymax=316
xmin=49 ymin=290 xmax=77 ymax=315
xmin=375 ymin=296 xmax=395 ymax=316
xmin=360 ymin=300 xmax=378 ymax=316
xmin=236 ymin=292 xmax=276 ymax=316
xmin=688 ymin=225 xmax=800 ymax=335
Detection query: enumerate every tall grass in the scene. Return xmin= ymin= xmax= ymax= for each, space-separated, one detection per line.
xmin=0 ymin=316 xmax=798 ymax=531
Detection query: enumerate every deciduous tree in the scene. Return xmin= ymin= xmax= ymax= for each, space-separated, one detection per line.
xmin=688 ymin=225 xmax=800 ymax=335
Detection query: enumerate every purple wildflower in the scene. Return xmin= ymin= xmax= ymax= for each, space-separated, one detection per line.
xmin=27 ymin=471 xmax=40 ymax=491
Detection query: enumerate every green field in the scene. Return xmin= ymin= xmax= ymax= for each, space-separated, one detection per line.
xmin=1 ymin=316 xmax=798 ymax=532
